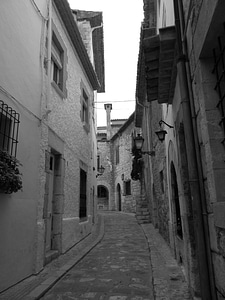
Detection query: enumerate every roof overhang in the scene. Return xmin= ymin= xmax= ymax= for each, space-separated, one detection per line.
xmin=143 ymin=26 xmax=177 ymax=104
xmin=53 ymin=0 xmax=100 ymax=91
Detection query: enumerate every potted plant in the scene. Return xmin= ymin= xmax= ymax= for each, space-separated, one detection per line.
xmin=0 ymin=149 xmax=22 ymax=194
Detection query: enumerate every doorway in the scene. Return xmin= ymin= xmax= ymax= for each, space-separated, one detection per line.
xmin=45 ymin=153 xmax=55 ymax=253
xmin=97 ymin=185 xmax=109 ymax=210
xmin=117 ymin=183 xmax=122 ymax=211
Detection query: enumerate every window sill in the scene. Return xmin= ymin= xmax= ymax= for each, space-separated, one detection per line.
xmin=79 ymin=217 xmax=88 ymax=223
xmin=83 ymin=122 xmax=90 ymax=134
xmin=51 ymin=81 xmax=67 ymax=99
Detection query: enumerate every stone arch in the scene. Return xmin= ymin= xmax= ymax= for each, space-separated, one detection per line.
xmin=167 ymin=140 xmax=184 ymax=263
xmin=170 ymin=162 xmax=183 ymax=240
xmin=97 ymin=185 xmax=109 ymax=210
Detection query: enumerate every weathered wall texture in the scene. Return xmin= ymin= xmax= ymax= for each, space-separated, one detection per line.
xmin=112 ymin=117 xmax=139 ymax=213
xmin=97 ymin=114 xmax=139 ymax=213
xmin=184 ymin=0 xmax=225 ymax=298
xmin=36 ymin=3 xmax=96 ymax=266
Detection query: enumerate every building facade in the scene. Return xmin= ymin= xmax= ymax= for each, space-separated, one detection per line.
xmin=0 ymin=0 xmax=104 ymax=292
xmin=135 ymin=0 xmax=225 ymax=299
xmin=97 ymin=108 xmax=140 ymax=214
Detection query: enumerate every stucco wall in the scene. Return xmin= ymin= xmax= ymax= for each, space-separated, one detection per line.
xmin=0 ymin=0 xmax=43 ymax=291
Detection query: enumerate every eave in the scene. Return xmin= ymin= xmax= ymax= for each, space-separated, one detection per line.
xmin=75 ymin=10 xmax=105 ymax=93
xmin=54 ymin=0 xmax=100 ymax=91
xmin=143 ymin=26 xmax=177 ymax=104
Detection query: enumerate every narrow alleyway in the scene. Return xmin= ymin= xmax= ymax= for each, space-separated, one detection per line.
xmin=40 ymin=212 xmax=154 ymax=300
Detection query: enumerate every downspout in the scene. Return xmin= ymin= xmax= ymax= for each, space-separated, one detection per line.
xmin=173 ymin=0 xmax=216 ymax=299
xmin=46 ymin=0 xmax=52 ymax=112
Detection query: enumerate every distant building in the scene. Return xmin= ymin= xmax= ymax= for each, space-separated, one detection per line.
xmin=97 ymin=106 xmax=141 ymax=214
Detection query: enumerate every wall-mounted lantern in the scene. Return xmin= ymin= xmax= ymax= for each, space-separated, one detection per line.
xmin=134 ymin=134 xmax=155 ymax=156
xmin=96 ymin=165 xmax=105 ymax=178
xmin=155 ymin=120 xmax=174 ymax=142
xmin=131 ymin=134 xmax=155 ymax=181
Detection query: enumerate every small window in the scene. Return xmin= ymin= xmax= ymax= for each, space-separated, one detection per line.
xmin=79 ymin=169 xmax=87 ymax=219
xmin=160 ymin=170 xmax=164 ymax=193
xmin=124 ymin=180 xmax=131 ymax=196
xmin=81 ymin=89 xmax=89 ymax=125
xmin=0 ymin=100 xmax=20 ymax=157
xmin=97 ymin=186 xmax=107 ymax=198
xmin=115 ymin=145 xmax=120 ymax=164
xmin=51 ymin=24 xmax=67 ymax=98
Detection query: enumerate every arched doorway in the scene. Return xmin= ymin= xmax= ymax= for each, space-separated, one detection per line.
xmin=171 ymin=163 xmax=183 ymax=239
xmin=97 ymin=185 xmax=109 ymax=210
xmin=117 ymin=183 xmax=122 ymax=211
xmin=171 ymin=162 xmax=183 ymax=264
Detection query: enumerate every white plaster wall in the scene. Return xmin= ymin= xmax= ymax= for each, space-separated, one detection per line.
xmin=0 ymin=0 xmax=47 ymax=117
xmin=0 ymin=0 xmax=44 ymax=291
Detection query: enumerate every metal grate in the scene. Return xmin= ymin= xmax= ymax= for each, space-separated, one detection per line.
xmin=0 ymin=100 xmax=20 ymax=157
xmin=212 ymin=23 xmax=225 ymax=144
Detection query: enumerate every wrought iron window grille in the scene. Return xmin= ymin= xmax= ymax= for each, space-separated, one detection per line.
xmin=0 ymin=100 xmax=20 ymax=157
xmin=212 ymin=22 xmax=225 ymax=144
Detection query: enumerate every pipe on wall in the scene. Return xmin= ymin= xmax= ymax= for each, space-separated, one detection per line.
xmin=46 ymin=0 xmax=52 ymax=112
xmin=173 ymin=0 xmax=216 ymax=299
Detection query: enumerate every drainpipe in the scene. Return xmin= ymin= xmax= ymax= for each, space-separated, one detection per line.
xmin=46 ymin=0 xmax=52 ymax=112
xmin=173 ymin=0 xmax=216 ymax=299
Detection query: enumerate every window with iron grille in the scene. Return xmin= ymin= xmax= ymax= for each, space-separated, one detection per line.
xmin=212 ymin=23 xmax=225 ymax=144
xmin=0 ymin=100 xmax=20 ymax=157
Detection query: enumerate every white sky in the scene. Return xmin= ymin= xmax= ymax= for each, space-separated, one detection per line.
xmin=68 ymin=0 xmax=144 ymax=126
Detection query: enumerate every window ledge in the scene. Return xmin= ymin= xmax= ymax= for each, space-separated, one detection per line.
xmin=79 ymin=217 xmax=88 ymax=223
xmin=51 ymin=81 xmax=67 ymax=99
xmin=83 ymin=123 xmax=90 ymax=133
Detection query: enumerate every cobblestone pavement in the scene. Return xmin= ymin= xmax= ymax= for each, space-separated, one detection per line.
xmin=0 ymin=211 xmax=192 ymax=300
xmin=40 ymin=212 xmax=154 ymax=300
xmin=141 ymin=223 xmax=191 ymax=300
xmin=0 ymin=214 xmax=104 ymax=300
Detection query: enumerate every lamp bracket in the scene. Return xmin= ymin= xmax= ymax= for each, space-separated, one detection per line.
xmin=159 ymin=120 xmax=174 ymax=129
xmin=141 ymin=150 xmax=155 ymax=156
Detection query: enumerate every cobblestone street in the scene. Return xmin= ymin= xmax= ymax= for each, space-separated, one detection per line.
xmin=0 ymin=212 xmax=191 ymax=300
xmin=40 ymin=212 xmax=154 ymax=300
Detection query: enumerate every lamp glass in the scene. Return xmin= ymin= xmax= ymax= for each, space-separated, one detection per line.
xmin=155 ymin=130 xmax=167 ymax=142
xmin=134 ymin=134 xmax=144 ymax=150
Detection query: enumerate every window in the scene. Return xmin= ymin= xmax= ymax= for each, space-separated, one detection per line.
xmin=97 ymin=155 xmax=100 ymax=169
xmin=124 ymin=180 xmax=131 ymax=196
xmin=79 ymin=168 xmax=87 ymax=219
xmin=0 ymin=100 xmax=20 ymax=157
xmin=97 ymin=186 xmax=107 ymax=198
xmin=115 ymin=145 xmax=119 ymax=164
xmin=81 ymin=89 xmax=89 ymax=125
xmin=51 ymin=24 xmax=67 ymax=98
xmin=212 ymin=26 xmax=225 ymax=143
